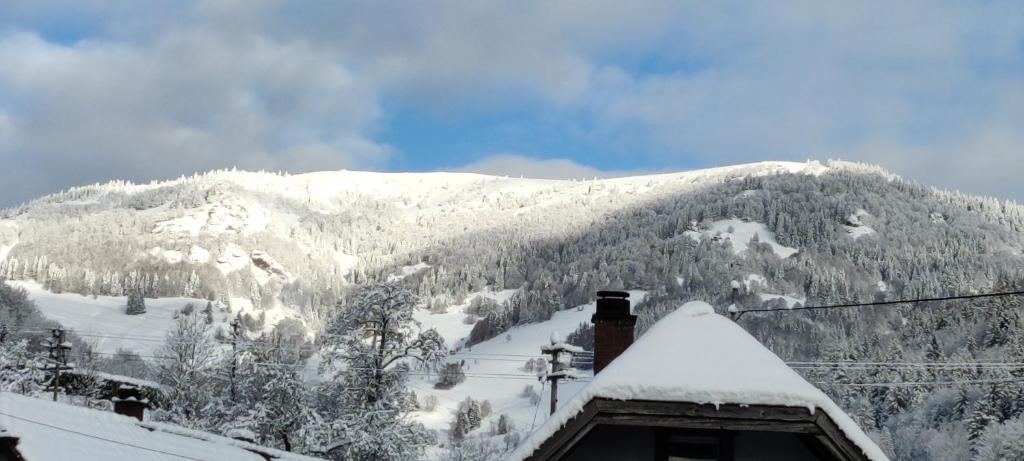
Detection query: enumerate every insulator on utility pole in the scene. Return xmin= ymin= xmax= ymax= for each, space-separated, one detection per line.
xmin=541 ymin=335 xmax=585 ymax=415
xmin=41 ymin=327 xmax=73 ymax=402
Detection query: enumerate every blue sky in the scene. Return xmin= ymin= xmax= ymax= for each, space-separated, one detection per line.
xmin=1 ymin=1 xmax=1023 ymax=207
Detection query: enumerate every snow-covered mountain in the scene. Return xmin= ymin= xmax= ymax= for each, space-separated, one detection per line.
xmin=4 ymin=159 xmax=1024 ymax=459
xmin=0 ymin=160 xmax=831 ymax=304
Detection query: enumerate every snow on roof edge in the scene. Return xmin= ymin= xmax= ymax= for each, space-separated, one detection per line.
xmin=507 ymin=302 xmax=889 ymax=461
xmin=0 ymin=392 xmax=324 ymax=461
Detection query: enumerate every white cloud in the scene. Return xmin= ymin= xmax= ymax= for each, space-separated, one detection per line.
xmin=456 ymin=154 xmax=636 ymax=180
xmin=841 ymin=126 xmax=1024 ymax=201
xmin=0 ymin=28 xmax=388 ymax=205
xmin=3 ymin=0 xmax=1024 ymax=204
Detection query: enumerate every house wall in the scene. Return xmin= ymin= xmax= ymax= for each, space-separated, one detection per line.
xmin=563 ymin=425 xmax=655 ymax=461
xmin=561 ymin=424 xmax=823 ymax=461
xmin=734 ymin=431 xmax=818 ymax=461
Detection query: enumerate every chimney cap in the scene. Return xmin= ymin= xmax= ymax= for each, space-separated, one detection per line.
xmin=596 ymin=290 xmax=630 ymax=299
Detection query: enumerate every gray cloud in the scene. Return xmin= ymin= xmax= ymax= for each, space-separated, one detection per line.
xmin=3 ymin=0 xmax=1024 ymax=206
xmin=584 ymin=1 xmax=1024 ymax=200
xmin=0 ymin=26 xmax=388 ymax=206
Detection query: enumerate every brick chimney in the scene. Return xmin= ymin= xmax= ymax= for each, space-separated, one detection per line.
xmin=591 ymin=290 xmax=636 ymax=374
xmin=112 ymin=384 xmax=148 ymax=421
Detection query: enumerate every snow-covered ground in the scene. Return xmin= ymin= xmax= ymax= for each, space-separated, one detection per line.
xmin=844 ymin=209 xmax=877 ymax=239
xmin=15 ymin=274 xmax=643 ymax=442
xmin=412 ymin=289 xmax=518 ymax=350
xmin=409 ymin=290 xmax=646 ymax=442
xmin=759 ymin=293 xmax=806 ymax=308
xmin=685 ymin=219 xmax=798 ymax=258
xmin=11 ymin=281 xmax=306 ymax=355
xmin=388 ymin=262 xmax=432 ymax=282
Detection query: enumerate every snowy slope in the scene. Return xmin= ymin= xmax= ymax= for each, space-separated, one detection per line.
xmin=409 ymin=291 xmax=646 ymax=441
xmin=0 ymin=161 xmax=831 ymax=296
xmin=684 ymin=219 xmax=798 ymax=258
xmin=11 ymin=281 xmax=305 ymax=355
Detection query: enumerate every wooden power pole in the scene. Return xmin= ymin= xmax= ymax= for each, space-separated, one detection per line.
xmin=42 ymin=328 xmax=73 ymax=401
xmin=541 ymin=336 xmax=583 ymax=415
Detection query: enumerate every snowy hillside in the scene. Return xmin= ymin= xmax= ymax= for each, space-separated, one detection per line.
xmin=5 ymin=159 xmax=1024 ymax=459
xmin=0 ymin=161 xmax=831 ymax=301
xmin=409 ymin=291 xmax=646 ymax=435
xmin=11 ymin=281 xmax=307 ymax=355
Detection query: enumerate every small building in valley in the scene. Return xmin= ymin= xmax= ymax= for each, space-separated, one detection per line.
xmin=0 ymin=392 xmax=324 ymax=461
xmin=510 ymin=293 xmax=888 ymax=461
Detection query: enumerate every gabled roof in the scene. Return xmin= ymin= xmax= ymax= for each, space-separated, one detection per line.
xmin=0 ymin=392 xmax=324 ymax=461
xmin=509 ymin=301 xmax=889 ymax=461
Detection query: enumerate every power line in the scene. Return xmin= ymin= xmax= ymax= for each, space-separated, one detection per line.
xmin=731 ymin=289 xmax=1024 ymax=319
xmin=788 ymin=361 xmax=1024 ymax=366
xmin=0 ymin=411 xmax=211 ymax=461
xmin=815 ymin=377 xmax=1024 ymax=388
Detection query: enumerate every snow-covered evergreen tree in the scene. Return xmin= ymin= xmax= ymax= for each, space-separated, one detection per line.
xmin=126 ymin=288 xmax=146 ymax=315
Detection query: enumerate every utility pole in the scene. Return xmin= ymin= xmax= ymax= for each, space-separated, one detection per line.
xmin=541 ymin=334 xmax=583 ymax=415
xmin=42 ymin=327 xmax=73 ymax=401
xmin=229 ymin=315 xmax=242 ymax=401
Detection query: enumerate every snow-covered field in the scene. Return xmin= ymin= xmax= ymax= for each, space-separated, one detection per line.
xmin=16 ymin=275 xmax=644 ymax=442
xmin=411 ymin=289 xmax=518 ymax=350
xmin=11 ymin=281 xmax=305 ymax=355
xmin=684 ymin=219 xmax=798 ymax=258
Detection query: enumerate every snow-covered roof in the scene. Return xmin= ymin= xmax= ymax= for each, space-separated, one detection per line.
xmin=509 ymin=301 xmax=889 ymax=461
xmin=0 ymin=392 xmax=324 ymax=461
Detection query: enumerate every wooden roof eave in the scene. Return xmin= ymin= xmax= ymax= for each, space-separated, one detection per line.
xmin=524 ymin=398 xmax=871 ymax=461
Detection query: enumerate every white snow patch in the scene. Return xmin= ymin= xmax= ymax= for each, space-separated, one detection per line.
xmin=743 ymin=274 xmax=767 ymax=290
xmin=0 ymin=220 xmax=19 ymax=262
xmin=332 ymin=252 xmax=359 ymax=276
xmin=387 ymin=262 xmax=431 ymax=282
xmin=685 ymin=219 xmax=798 ymax=258
xmin=412 ymin=289 xmax=518 ymax=350
xmin=226 ymin=296 xmax=309 ymax=340
xmin=152 ymin=202 xmax=268 ymax=237
xmin=844 ymin=209 xmax=876 ymax=239
xmin=508 ymin=301 xmax=889 ymax=461
xmin=188 ymin=245 xmax=210 ymax=264
xmin=0 ymin=243 xmax=15 ymax=262
xmin=11 ymin=281 xmax=230 ymax=355
xmin=12 ymin=281 xmax=311 ymax=354
xmin=758 ymin=293 xmax=806 ymax=308
xmin=249 ymin=250 xmax=294 ymax=285
xmin=216 ymin=243 xmax=249 ymax=275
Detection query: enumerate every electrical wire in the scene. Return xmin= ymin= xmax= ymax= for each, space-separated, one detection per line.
xmin=731 ymin=289 xmax=1024 ymax=319
xmin=0 ymin=411 xmax=211 ymax=461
